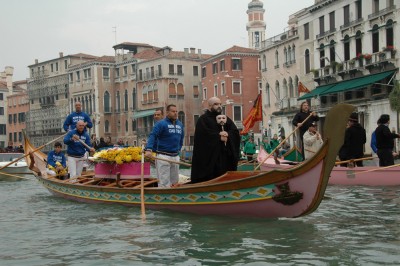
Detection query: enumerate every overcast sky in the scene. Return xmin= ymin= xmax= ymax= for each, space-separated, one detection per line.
xmin=0 ymin=0 xmax=315 ymax=81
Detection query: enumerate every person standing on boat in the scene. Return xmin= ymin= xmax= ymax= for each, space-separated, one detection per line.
xmin=243 ymin=137 xmax=257 ymax=162
xmin=370 ymin=121 xmax=380 ymax=166
xmin=145 ymin=104 xmax=184 ymax=188
xmin=46 ymin=142 xmax=67 ymax=178
xmin=338 ymin=113 xmax=366 ymax=167
xmin=190 ymin=97 xmax=240 ymax=183
xmin=64 ymin=120 xmax=95 ymax=178
xmin=63 ymin=101 xmax=93 ymax=132
xmin=375 ymin=114 xmax=400 ymax=166
xmin=303 ymin=123 xmax=323 ymax=160
xmin=292 ymin=101 xmax=319 ymax=160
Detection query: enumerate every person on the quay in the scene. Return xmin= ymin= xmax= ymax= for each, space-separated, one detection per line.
xmin=292 ymin=101 xmax=319 ymax=160
xmin=303 ymin=122 xmax=323 ymax=160
xmin=190 ymin=97 xmax=240 ymax=183
xmin=63 ymin=101 xmax=93 ymax=131
xmin=63 ymin=120 xmax=95 ymax=178
xmin=375 ymin=114 xmax=400 ymax=166
xmin=338 ymin=113 xmax=366 ymax=167
xmin=145 ymin=104 xmax=184 ymax=188
xmin=243 ymin=137 xmax=257 ymax=162
xmin=153 ymin=108 xmax=164 ymax=123
xmin=46 ymin=142 xmax=67 ymax=178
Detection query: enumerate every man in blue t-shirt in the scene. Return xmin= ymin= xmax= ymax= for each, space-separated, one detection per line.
xmin=145 ymin=104 xmax=184 ymax=187
xmin=63 ymin=101 xmax=93 ymax=131
xmin=46 ymin=142 xmax=67 ymax=177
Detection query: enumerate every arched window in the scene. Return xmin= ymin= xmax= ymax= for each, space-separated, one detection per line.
xmin=178 ymin=111 xmax=185 ymax=126
xmin=132 ymin=87 xmax=136 ymax=110
xmin=319 ymin=43 xmax=325 ymax=68
xmin=265 ymin=83 xmax=270 ymax=106
xmin=282 ymin=78 xmax=288 ymax=100
xmin=177 ymin=83 xmax=184 ymax=99
xmin=344 ymin=35 xmax=350 ymax=61
xmin=275 ymin=50 xmax=279 ymax=67
xmin=116 ymin=91 xmax=120 ymax=112
xmin=169 ymin=83 xmax=176 ymax=98
xmin=372 ymin=24 xmax=379 ymax=53
xmin=142 ymin=86 xmax=148 ymax=103
xmin=275 ymin=80 xmax=280 ymax=102
xmin=125 ymin=120 xmax=128 ymax=132
xmin=124 ymin=90 xmax=128 ymax=112
xmin=288 ymin=46 xmax=292 ymax=63
xmin=386 ymin=19 xmax=394 ymax=47
xmin=292 ymin=45 xmax=296 ymax=62
xmin=104 ymin=91 xmax=110 ymax=113
xmin=288 ymin=77 xmax=294 ymax=98
xmin=305 ymin=49 xmax=310 ymax=73
xmin=329 ymin=40 xmax=336 ymax=62
xmin=148 ymin=85 xmax=154 ymax=102
xmin=153 ymin=85 xmax=159 ymax=102
xmin=294 ymin=76 xmax=299 ymax=97
xmin=105 ymin=120 xmax=109 ymax=133
xmin=284 ymin=47 xmax=288 ymax=63
xmin=262 ymin=54 xmax=267 ymax=69
xmin=355 ymin=31 xmax=362 ymax=56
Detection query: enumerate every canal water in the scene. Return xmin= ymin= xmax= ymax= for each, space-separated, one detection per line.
xmin=1 ymin=174 xmax=399 ymax=265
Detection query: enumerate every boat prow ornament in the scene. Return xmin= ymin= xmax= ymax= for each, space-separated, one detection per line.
xmin=272 ymin=182 xmax=303 ymax=205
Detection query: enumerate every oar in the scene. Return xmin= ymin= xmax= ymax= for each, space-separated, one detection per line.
xmin=140 ymin=140 xmax=146 ymax=221
xmin=0 ymin=133 xmax=68 ymax=171
xmin=149 ymin=155 xmax=192 ymax=167
xmin=0 ymin=171 xmax=29 ymax=180
xmin=255 ymin=112 xmax=315 ymax=170
xmin=349 ymin=163 xmax=400 ymax=175
xmin=335 ymin=156 xmax=376 ymax=166
xmin=77 ymin=138 xmax=92 ymax=150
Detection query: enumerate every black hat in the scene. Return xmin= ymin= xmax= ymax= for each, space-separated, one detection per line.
xmin=348 ymin=113 xmax=358 ymax=122
xmin=309 ymin=122 xmax=317 ymax=128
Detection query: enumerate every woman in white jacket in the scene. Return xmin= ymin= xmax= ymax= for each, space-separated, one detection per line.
xmin=303 ymin=123 xmax=323 ymax=160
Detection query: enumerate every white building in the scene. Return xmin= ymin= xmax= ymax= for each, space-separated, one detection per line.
xmin=260 ymin=0 xmax=399 ymax=154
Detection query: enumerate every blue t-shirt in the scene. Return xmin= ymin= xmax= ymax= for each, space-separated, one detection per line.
xmin=47 ymin=150 xmax=67 ymax=168
xmin=63 ymin=111 xmax=93 ymax=131
xmin=145 ymin=118 xmax=184 ymax=153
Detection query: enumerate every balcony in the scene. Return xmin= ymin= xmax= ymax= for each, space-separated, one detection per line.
xmin=340 ymin=18 xmax=363 ymax=31
xmin=316 ymin=28 xmax=336 ymax=40
xmin=368 ymin=5 xmax=396 ymax=20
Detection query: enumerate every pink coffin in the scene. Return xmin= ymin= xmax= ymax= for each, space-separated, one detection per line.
xmin=95 ymin=162 xmax=151 ymax=179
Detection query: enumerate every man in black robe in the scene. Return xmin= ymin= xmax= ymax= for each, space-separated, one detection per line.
xmin=190 ymin=97 xmax=240 ymax=183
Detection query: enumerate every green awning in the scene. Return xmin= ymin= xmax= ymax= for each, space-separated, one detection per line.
xmin=132 ymin=109 xmax=156 ymax=119
xmin=298 ymin=70 xmax=396 ymax=100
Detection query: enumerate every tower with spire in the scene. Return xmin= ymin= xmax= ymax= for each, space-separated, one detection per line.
xmin=246 ymin=0 xmax=266 ymax=50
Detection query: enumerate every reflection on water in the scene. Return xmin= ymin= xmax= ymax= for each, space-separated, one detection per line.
xmin=1 ymin=178 xmax=400 ymax=265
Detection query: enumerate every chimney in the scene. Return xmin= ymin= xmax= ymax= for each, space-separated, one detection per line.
xmin=198 ymin=49 xmax=202 ymax=59
xmin=190 ymin=47 xmax=196 ymax=54
xmin=35 ymin=59 xmax=38 ymax=64
xmin=184 ymin=48 xmax=189 ymax=58
xmin=59 ymin=52 xmax=64 ymax=58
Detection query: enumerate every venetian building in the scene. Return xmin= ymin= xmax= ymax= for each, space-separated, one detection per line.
xmin=247 ymin=0 xmax=266 ymax=50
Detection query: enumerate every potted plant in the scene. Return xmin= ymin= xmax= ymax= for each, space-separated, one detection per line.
xmin=310 ymin=68 xmax=319 ymax=77
xmin=364 ymin=54 xmax=372 ymax=63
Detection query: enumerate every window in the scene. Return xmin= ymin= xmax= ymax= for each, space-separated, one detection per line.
xmin=232 ymin=58 xmax=242 ymax=70
xmin=319 ymin=16 xmax=325 ymax=35
xmin=51 ymin=64 xmax=54 ymax=72
xmin=0 ymin=107 xmax=3 ymax=115
xmin=9 ymin=133 xmax=12 ymax=141
xmin=0 ymin=93 xmax=3 ymax=100
xmin=105 ymin=120 xmax=109 ymax=133
xmin=233 ymin=106 xmax=242 ymax=122
xmin=0 ymin=125 xmax=6 ymax=135
xmin=177 ymin=65 xmax=183 ymax=75
xmin=214 ymin=84 xmax=218 ymax=96
xmin=84 ymin=69 xmax=91 ymax=79
xmin=201 ymin=67 xmax=206 ymax=78
xmin=124 ymin=90 xmax=128 ymax=112
xmin=125 ymin=120 xmax=128 ymax=132
xmin=76 ymin=71 xmax=80 ymax=82
xmin=355 ymin=31 xmax=362 ymax=56
xmin=386 ymin=20 xmax=394 ymax=47
xmin=372 ymin=25 xmax=379 ymax=53
xmin=203 ymin=88 xmax=207 ymax=100
xmin=178 ymin=111 xmax=185 ymax=126
xmin=169 ymin=64 xmax=174 ymax=74
xmin=319 ymin=44 xmax=325 ymax=68
xmin=356 ymin=1 xmax=362 ymax=19
xmin=329 ymin=11 xmax=335 ymax=31
xmin=64 ymin=59 xmax=68 ymax=69
xmin=150 ymin=66 xmax=154 ymax=78
xmin=104 ymin=91 xmax=111 ymax=113
xmin=330 ymin=40 xmax=336 ymax=62
xmin=343 ymin=5 xmax=350 ymax=25
xmin=157 ymin=65 xmax=162 ymax=76
xmin=220 ymin=60 xmax=225 ymax=71
xmin=123 ymin=66 xmax=128 ymax=76
xmin=304 ymin=23 xmax=309 ymax=40
xmin=233 ymin=81 xmax=241 ymax=94
xmin=373 ymin=0 xmax=379 ymax=13
xmin=212 ymin=62 xmax=218 ymax=74
xmin=116 ymin=91 xmax=121 ymax=112
xmin=169 ymin=83 xmax=176 ymax=98
xmin=14 ymin=132 xmax=17 ymax=142
xmin=115 ymin=68 xmax=120 ymax=77
xmin=221 ymin=82 xmax=226 ymax=96
xmin=265 ymin=83 xmax=270 ymax=106
xmin=13 ymin=114 xmax=17 ymax=123
xmin=56 ymin=62 xmax=59 ymax=71
xmin=344 ymin=35 xmax=350 ymax=61
xmin=193 ymin=86 xmax=199 ymax=98
xmin=193 ymin=66 xmax=198 ymax=76
xmin=132 ymin=64 xmax=137 ymax=74
xmin=103 ymin=68 xmax=110 ymax=79
xmin=139 ymin=69 xmax=143 ymax=80
xmin=8 ymin=115 xmax=12 ymax=124
xmin=69 ymin=73 xmax=73 ymax=82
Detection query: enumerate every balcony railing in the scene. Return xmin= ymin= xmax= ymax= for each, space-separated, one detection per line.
xmin=340 ymin=18 xmax=363 ymax=30
xmin=316 ymin=28 xmax=336 ymax=39
xmin=368 ymin=5 xmax=396 ymax=20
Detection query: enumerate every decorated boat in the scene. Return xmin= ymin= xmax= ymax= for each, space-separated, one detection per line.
xmin=24 ymin=104 xmax=353 ymax=218
xmin=0 ymin=153 xmax=31 ymax=181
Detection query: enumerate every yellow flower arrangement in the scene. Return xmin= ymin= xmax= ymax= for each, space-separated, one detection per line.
xmin=93 ymin=147 xmax=145 ymax=164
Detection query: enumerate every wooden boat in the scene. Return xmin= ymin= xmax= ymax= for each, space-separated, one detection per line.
xmin=25 ymin=104 xmax=353 ymax=218
xmin=0 ymin=153 xmax=31 ymax=181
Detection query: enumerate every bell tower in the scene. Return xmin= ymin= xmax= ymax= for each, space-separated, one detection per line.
xmin=246 ymin=0 xmax=266 ymax=50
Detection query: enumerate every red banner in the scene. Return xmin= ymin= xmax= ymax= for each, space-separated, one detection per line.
xmin=240 ymin=93 xmax=262 ymax=135
xmin=298 ymin=81 xmax=310 ymax=93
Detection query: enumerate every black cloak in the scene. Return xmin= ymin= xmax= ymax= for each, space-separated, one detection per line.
xmin=190 ymin=110 xmax=240 ymax=183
